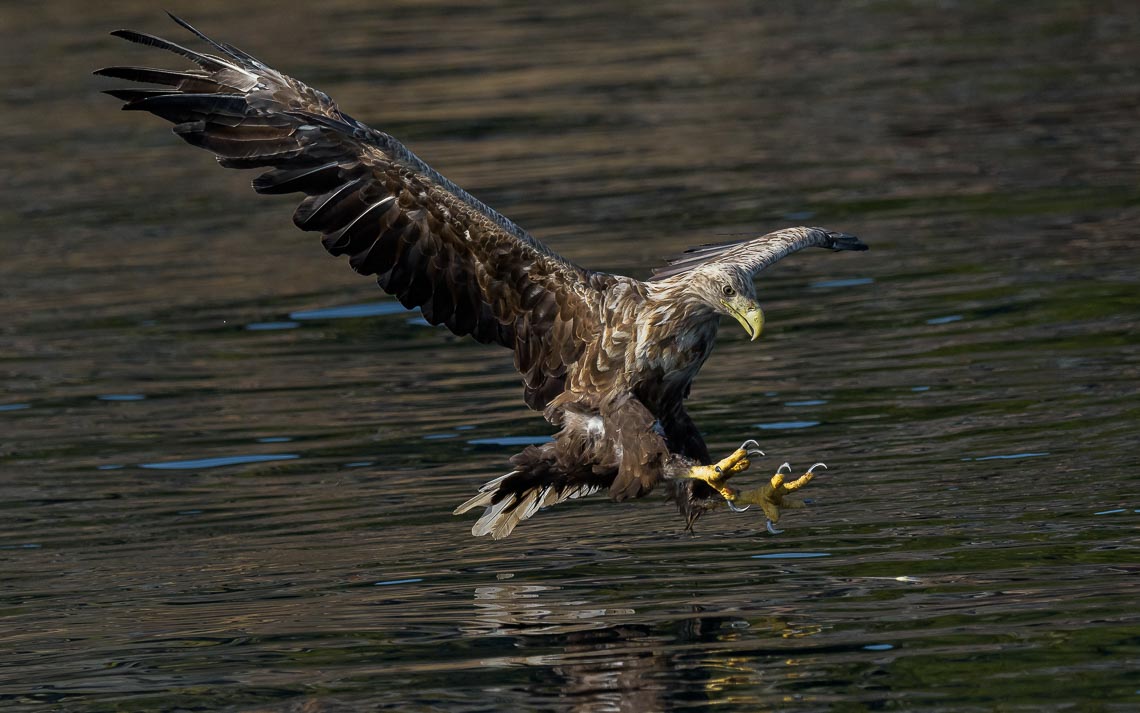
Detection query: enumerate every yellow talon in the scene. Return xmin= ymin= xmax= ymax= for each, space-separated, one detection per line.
xmin=731 ymin=462 xmax=825 ymax=532
xmin=683 ymin=440 xmax=763 ymax=501
xmin=683 ymin=444 xmax=825 ymax=535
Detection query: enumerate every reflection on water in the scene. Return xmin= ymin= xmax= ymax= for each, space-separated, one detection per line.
xmin=467 ymin=580 xmax=636 ymax=638
xmin=464 ymin=579 xmax=828 ymax=713
xmin=2 ymin=0 xmax=1139 ymax=710
xmin=470 ymin=580 xmax=665 ymax=712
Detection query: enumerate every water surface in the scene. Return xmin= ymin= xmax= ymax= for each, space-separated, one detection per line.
xmin=2 ymin=1 xmax=1138 ymax=710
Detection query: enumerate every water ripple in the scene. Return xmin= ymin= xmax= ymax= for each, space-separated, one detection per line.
xmin=139 ymin=454 xmax=300 ymax=470
xmin=289 ymin=301 xmax=411 ymax=320
xmin=751 ymin=552 xmax=832 ymax=559
xmin=968 ymin=452 xmax=1050 ymax=462
xmin=811 ymin=277 xmax=874 ymax=289
xmin=754 ymin=420 xmax=820 ymax=430
xmin=926 ymin=314 xmax=964 ymax=325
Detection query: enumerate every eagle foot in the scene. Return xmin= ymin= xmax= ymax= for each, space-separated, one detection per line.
xmin=682 ymin=440 xmax=764 ymax=501
xmin=727 ymin=461 xmax=826 ymax=534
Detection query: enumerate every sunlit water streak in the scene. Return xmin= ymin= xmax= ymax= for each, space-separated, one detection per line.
xmin=1 ymin=1 xmax=1138 ymax=711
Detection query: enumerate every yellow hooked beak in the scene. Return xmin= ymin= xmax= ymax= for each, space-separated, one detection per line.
xmin=723 ymin=295 xmax=764 ymax=341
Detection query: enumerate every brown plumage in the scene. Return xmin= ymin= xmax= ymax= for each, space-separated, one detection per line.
xmin=97 ymin=15 xmax=867 ymax=539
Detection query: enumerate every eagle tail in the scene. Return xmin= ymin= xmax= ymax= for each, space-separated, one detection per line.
xmin=453 ymin=456 xmax=604 ymax=539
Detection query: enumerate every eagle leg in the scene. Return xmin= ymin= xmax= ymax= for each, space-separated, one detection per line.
xmin=731 ymin=462 xmax=826 ymax=535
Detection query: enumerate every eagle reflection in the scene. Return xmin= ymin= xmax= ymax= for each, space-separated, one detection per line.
xmin=465 ymin=580 xmax=818 ymax=710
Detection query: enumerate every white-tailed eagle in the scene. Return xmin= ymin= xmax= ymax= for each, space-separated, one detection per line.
xmin=96 ymin=15 xmax=867 ymax=539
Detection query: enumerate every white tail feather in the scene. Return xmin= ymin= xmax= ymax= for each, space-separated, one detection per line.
xmin=452 ymin=471 xmax=517 ymax=515
xmin=454 ymin=472 xmax=602 ymax=539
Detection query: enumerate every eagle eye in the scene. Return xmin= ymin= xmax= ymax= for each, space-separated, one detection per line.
xmin=722 ymin=285 xmax=736 ymax=297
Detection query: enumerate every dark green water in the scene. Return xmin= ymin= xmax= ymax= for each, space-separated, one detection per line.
xmin=2 ymin=1 xmax=1138 ymax=710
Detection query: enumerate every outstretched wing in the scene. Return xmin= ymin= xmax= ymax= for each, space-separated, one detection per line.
xmin=96 ymin=14 xmax=610 ymax=409
xmin=650 ymin=227 xmax=867 ymax=280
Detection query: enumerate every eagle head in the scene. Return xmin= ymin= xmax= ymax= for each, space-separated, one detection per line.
xmin=690 ymin=265 xmax=765 ymax=341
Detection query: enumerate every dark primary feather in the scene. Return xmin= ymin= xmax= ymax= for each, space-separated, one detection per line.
xmin=96 ymin=14 xmax=611 ymax=410
xmin=108 ymin=29 xmax=235 ymax=72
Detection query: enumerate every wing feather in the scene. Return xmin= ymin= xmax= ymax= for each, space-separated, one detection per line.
xmin=98 ymin=15 xmax=612 ymax=409
xmin=651 ymin=227 xmax=867 ymax=280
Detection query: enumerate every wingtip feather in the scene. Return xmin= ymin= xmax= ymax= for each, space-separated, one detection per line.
xmin=818 ymin=229 xmax=868 ymax=252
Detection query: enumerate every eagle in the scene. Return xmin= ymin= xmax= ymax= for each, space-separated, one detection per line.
xmin=96 ymin=15 xmax=867 ymax=539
